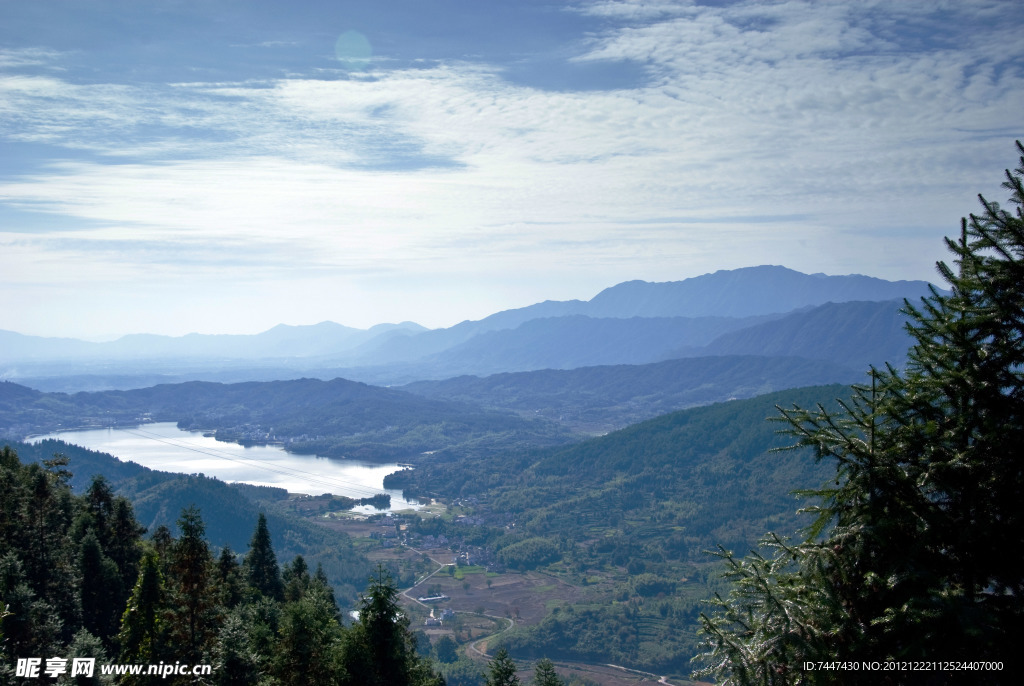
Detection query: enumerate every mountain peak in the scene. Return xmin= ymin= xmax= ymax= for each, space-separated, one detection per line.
xmin=584 ymin=266 xmax=937 ymax=319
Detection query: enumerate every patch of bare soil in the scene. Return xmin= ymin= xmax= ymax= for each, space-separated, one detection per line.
xmin=407 ymin=568 xmax=581 ymax=625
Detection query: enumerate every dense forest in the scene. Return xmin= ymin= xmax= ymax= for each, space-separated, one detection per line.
xmin=0 ymin=444 xmax=448 ymax=685
xmin=8 ymin=439 xmax=375 ymax=602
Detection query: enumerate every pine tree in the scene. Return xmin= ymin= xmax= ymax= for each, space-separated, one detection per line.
xmin=210 ymin=612 xmax=262 ymax=686
xmin=167 ymin=506 xmax=220 ymax=662
xmin=282 ymin=554 xmax=311 ymax=602
xmin=244 ymin=513 xmax=283 ymax=601
xmin=216 ymin=545 xmax=245 ymax=609
xmin=313 ymin=563 xmax=340 ymax=616
xmin=275 ymin=583 xmax=345 ymax=686
xmin=236 ymin=596 xmax=281 ymax=678
xmin=118 ymin=550 xmax=166 ymax=667
xmin=66 ymin=628 xmax=109 ymax=686
xmin=107 ymin=496 xmax=146 ymax=594
xmin=435 ymin=634 xmax=458 ymax=664
xmin=531 ymin=657 xmax=562 ymax=686
xmin=695 ymin=142 xmax=1024 ymax=683
xmin=78 ymin=530 xmax=124 ymax=645
xmin=485 ymin=647 xmax=520 ymax=686
xmin=341 ymin=563 xmax=444 ymax=686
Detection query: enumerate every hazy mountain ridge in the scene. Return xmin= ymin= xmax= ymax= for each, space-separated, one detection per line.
xmin=583 ymin=265 xmax=935 ymax=318
xmin=331 ymin=299 xmax=913 ymax=386
xmin=0 ymin=320 xmax=428 ymax=362
xmin=401 ymin=355 xmax=862 ymax=432
xmin=674 ymin=299 xmax=916 ymax=370
xmin=276 ymin=266 xmax=936 ymax=370
xmin=1 ymin=266 xmax=940 ymax=391
xmin=374 ymin=313 xmax=787 ymax=379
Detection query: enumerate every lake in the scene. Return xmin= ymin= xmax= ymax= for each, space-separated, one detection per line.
xmin=27 ymin=422 xmax=422 ymax=513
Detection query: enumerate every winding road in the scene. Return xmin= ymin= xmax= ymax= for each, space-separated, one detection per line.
xmin=399 ymin=545 xmax=680 ymax=685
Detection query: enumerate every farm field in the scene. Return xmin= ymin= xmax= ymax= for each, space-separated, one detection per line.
xmin=313 ymin=509 xmax=704 ymax=685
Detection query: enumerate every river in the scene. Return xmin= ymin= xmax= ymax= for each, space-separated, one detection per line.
xmin=27 ymin=422 xmax=422 ymax=513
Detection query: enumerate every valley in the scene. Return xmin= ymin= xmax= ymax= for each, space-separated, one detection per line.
xmin=0 ymin=266 xmax=977 ymax=684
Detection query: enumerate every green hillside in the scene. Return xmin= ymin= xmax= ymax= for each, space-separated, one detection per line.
xmin=403 ymin=355 xmax=861 ymax=432
xmin=401 ymin=384 xmax=846 ymax=558
xmin=1 ymin=377 xmax=572 ymax=462
xmin=385 ymin=384 xmax=852 ymax=675
xmin=10 ymin=439 xmax=373 ymax=601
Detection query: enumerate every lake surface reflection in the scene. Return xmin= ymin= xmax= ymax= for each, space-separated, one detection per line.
xmin=28 ymin=422 xmax=421 ymax=513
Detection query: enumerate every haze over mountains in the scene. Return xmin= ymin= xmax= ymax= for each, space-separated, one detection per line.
xmin=2 ymin=265 xmax=937 ymax=393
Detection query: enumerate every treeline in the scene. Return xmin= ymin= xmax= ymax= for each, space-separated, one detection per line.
xmin=0 ymin=377 xmax=574 ymax=463
xmin=11 ymin=438 xmax=373 ymax=601
xmin=401 ymin=354 xmax=863 ymax=433
xmin=0 ymin=445 xmax=443 ymax=685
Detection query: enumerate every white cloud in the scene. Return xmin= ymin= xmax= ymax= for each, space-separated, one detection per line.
xmin=1 ymin=0 xmax=1022 ymax=336
xmin=0 ymin=47 xmax=64 ymax=69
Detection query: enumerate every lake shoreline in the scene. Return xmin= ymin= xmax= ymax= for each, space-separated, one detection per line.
xmin=26 ymin=422 xmax=423 ymax=513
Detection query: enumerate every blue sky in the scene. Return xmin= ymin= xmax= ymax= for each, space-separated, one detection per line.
xmin=1 ymin=0 xmax=1022 ymax=339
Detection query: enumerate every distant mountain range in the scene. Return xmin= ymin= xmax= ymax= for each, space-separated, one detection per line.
xmin=681 ymin=299 xmax=914 ymax=367
xmin=0 ymin=321 xmax=427 ymax=362
xmin=2 ymin=265 xmax=937 ymax=392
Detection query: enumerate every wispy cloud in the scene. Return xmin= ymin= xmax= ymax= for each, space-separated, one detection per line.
xmin=1 ymin=1 xmax=1022 ymax=336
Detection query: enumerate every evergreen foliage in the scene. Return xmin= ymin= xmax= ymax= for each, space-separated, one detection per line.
xmin=118 ymin=550 xmax=165 ymax=665
xmin=210 ymin=611 xmax=263 ymax=686
xmin=167 ymin=505 xmax=219 ymax=663
xmin=342 ymin=563 xmax=445 ymax=686
xmin=78 ymin=530 xmax=123 ymax=646
xmin=282 ymin=554 xmax=311 ymax=603
xmin=216 ymin=545 xmax=245 ymax=609
xmin=275 ymin=582 xmax=345 ymax=686
xmin=531 ymin=658 xmax=563 ymax=686
xmin=0 ymin=444 xmax=446 ymax=685
xmin=435 ymin=634 xmax=459 ymax=663
xmin=485 ymin=647 xmax=520 ymax=686
xmin=245 ymin=513 xmax=284 ymax=601
xmin=695 ymin=142 xmax=1024 ymax=683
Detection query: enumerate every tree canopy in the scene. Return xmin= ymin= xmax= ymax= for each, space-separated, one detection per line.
xmin=0 ymin=447 xmax=445 ymax=685
xmin=695 ymin=142 xmax=1024 ymax=683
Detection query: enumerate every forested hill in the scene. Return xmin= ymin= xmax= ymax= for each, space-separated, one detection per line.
xmin=402 ymin=355 xmax=862 ymax=432
xmin=0 ymin=442 xmax=443 ymax=686
xmin=383 ymin=384 xmax=851 ymax=673
xmin=392 ymin=383 xmax=850 ymax=561
xmin=676 ymin=298 xmax=915 ymax=370
xmin=0 ymin=377 xmax=572 ymax=462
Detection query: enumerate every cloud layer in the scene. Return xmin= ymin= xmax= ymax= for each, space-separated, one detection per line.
xmin=1 ymin=0 xmax=1022 ymax=337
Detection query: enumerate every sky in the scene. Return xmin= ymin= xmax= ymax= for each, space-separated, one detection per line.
xmin=1 ymin=0 xmax=1022 ymax=339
